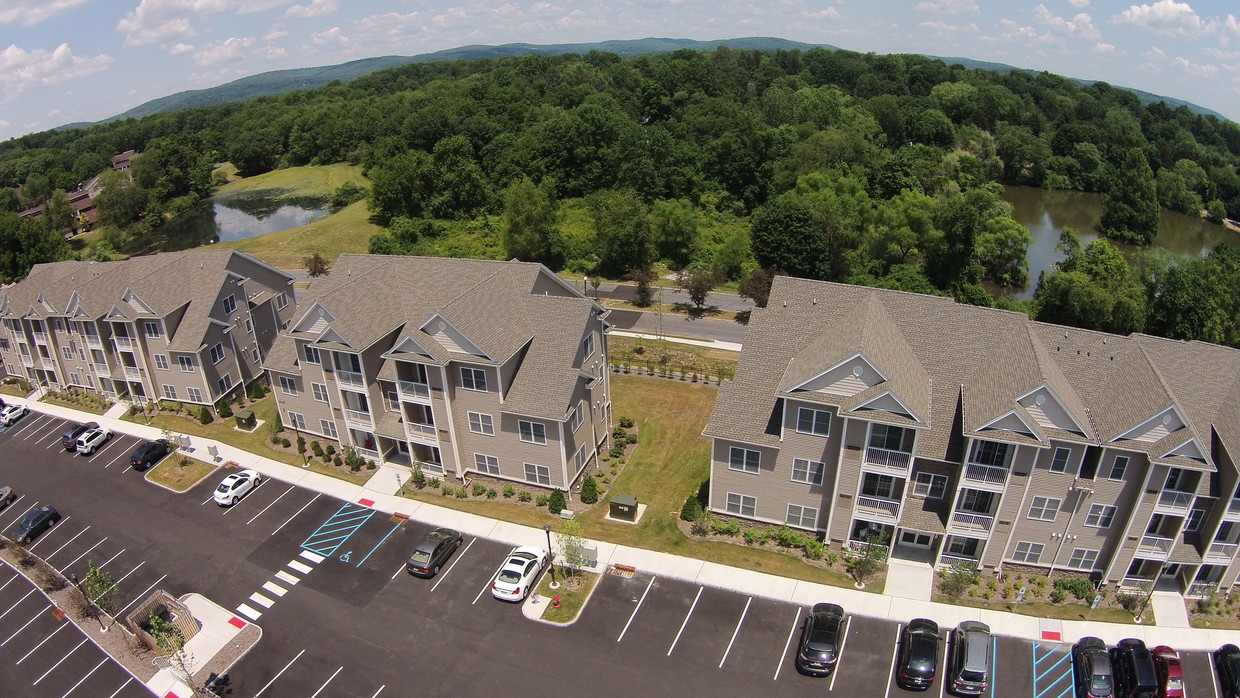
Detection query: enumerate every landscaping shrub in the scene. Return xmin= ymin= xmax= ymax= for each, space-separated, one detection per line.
xmin=939 ymin=561 xmax=980 ymax=598
xmin=609 ymin=444 xmax=626 ymax=459
xmin=455 ymin=487 xmax=468 ymax=498
xmin=1054 ymin=576 xmax=1095 ymax=601
xmin=612 ymin=426 xmax=627 ymax=441
xmin=270 ymin=433 xmax=282 ymax=444
xmin=486 ymin=488 xmax=497 ymax=499
xmin=427 ymin=477 xmax=440 ymax=489
xmin=366 ymin=460 xmax=376 ymax=470
xmin=580 ymin=476 xmax=599 ymax=504
xmin=333 ymin=455 xmax=342 ymax=466
xmin=311 ymin=441 xmax=322 ymax=456
xmin=441 ymin=485 xmax=454 ymax=497
xmin=216 ymin=401 xmax=233 ymax=418
xmin=535 ymin=494 xmax=549 ymax=507
xmin=502 ymin=484 xmax=515 ymax=498
xmin=826 ymin=553 xmax=839 ymax=567
xmin=472 ymin=482 xmax=487 ymax=497
xmin=680 ymin=495 xmax=703 ymax=522
xmin=198 ymin=407 xmax=214 ymax=425
xmin=247 ymin=382 xmax=267 ymax=399
xmin=296 ymin=436 xmax=306 ymax=454
xmin=1049 ymin=588 xmax=1067 ymax=603
xmin=281 ymin=437 xmax=291 ymax=448
xmin=742 ymin=527 xmax=760 ymax=544
xmin=774 ymin=525 xmax=807 ymax=549
xmin=625 ymin=432 xmax=639 ymax=445
xmin=712 ymin=517 xmax=742 ymax=536
xmin=350 ymin=461 xmax=361 ymax=473
xmin=804 ymin=539 xmax=824 ymax=560
xmin=690 ymin=515 xmax=712 ymax=537
xmin=618 ymin=416 xmax=635 ymax=428
xmin=518 ymin=491 xmax=532 ymax=502
xmin=548 ymin=490 xmax=566 ymax=514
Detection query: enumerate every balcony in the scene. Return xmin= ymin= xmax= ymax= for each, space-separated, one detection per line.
xmin=84 ymin=335 xmax=102 ymax=349
xmin=122 ymin=366 xmax=141 ymax=380
xmin=396 ymin=380 xmax=431 ymax=402
xmin=335 ymin=369 xmax=364 ymax=388
xmin=1226 ymin=498 xmax=1240 ymax=521
xmin=1205 ymin=542 xmax=1239 ymax=562
xmin=1137 ymin=534 xmax=1174 ymax=558
xmin=113 ymin=336 xmax=134 ymax=351
xmin=19 ymin=355 xmax=33 ymax=367
xmin=93 ymin=362 xmax=109 ymax=374
xmin=343 ymin=409 xmax=373 ymax=427
xmin=963 ymin=462 xmax=1009 ymax=487
xmin=1187 ymin=581 xmax=1220 ymax=599
xmin=937 ymin=554 xmax=982 ymax=569
xmin=949 ymin=511 xmax=995 ymax=534
xmin=1120 ymin=576 xmax=1155 ymax=594
xmin=405 ymin=422 xmax=437 ymax=441
xmin=1155 ymin=490 xmax=1194 ymax=514
xmin=855 ymin=495 xmax=900 ymax=519
xmin=31 ymin=331 xmax=48 ymax=343
xmin=863 ymin=446 xmax=912 ymax=472
xmin=40 ymin=357 xmax=56 ymax=370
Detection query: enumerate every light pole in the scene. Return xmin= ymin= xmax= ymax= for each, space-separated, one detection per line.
xmin=544 ymin=524 xmax=557 ymax=587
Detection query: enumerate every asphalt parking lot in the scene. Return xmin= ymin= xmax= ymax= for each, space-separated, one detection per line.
xmin=1 ymin=408 xmax=1236 ymax=697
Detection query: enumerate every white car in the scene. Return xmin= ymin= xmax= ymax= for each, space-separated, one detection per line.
xmin=213 ymin=469 xmax=262 ymax=506
xmin=491 ymin=545 xmax=548 ymax=602
xmin=75 ymin=425 xmax=112 ymax=454
xmin=0 ymin=404 xmax=28 ymax=426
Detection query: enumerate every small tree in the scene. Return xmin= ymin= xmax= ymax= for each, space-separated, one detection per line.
xmin=847 ymin=529 xmax=889 ymax=587
xmin=304 ymin=252 xmax=330 ymax=277
xmin=939 ymin=560 xmax=980 ymax=597
xmin=680 ymin=495 xmax=703 ymax=522
xmin=676 ymin=264 xmax=719 ymax=311
xmin=216 ymin=400 xmax=233 ymax=418
xmin=547 ymin=489 xmax=567 ymax=515
xmin=148 ymin=611 xmax=193 ymax=680
xmin=555 ymin=519 xmax=588 ymax=580
xmin=82 ymin=561 xmax=118 ymax=629
xmin=196 ymin=406 xmax=213 ymax=425
xmin=410 ymin=461 xmax=426 ymax=489
xmin=626 ymin=265 xmax=658 ymax=307
xmin=579 ymin=476 xmax=599 ymax=504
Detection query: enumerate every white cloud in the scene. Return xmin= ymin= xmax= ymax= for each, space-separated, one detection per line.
xmin=192 ymin=36 xmax=254 ymax=66
xmin=254 ymin=45 xmax=287 ymax=60
xmin=263 ymin=28 xmax=290 ymax=41
xmin=918 ymin=20 xmax=979 ymax=34
xmin=0 ymin=43 xmax=113 ymax=95
xmin=0 ymin=119 xmax=8 ymax=129
xmin=996 ymin=18 xmax=1055 ymax=45
xmin=1032 ymin=4 xmax=1101 ymax=40
xmin=913 ymin=0 xmax=979 ymax=14
xmin=803 ymin=7 xmax=841 ymax=20
xmin=116 ymin=0 xmax=286 ymax=47
xmin=1069 ymin=0 xmax=1090 ymax=7
xmin=0 ymin=0 xmax=89 ymax=27
xmin=310 ymin=26 xmax=349 ymax=47
xmin=1171 ymin=55 xmax=1219 ymax=78
xmin=1092 ymin=42 xmax=1115 ymax=53
xmin=1205 ymin=47 xmax=1240 ymax=60
xmin=351 ymin=11 xmax=424 ymax=43
xmin=285 ymin=0 xmax=338 ymax=19
xmin=168 ymin=42 xmax=195 ymax=55
xmin=1112 ymin=0 xmax=1206 ymax=38
xmin=1143 ymin=45 xmax=1166 ymax=59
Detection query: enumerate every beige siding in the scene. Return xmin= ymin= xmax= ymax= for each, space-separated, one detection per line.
xmin=709 ymin=439 xmax=800 ymax=526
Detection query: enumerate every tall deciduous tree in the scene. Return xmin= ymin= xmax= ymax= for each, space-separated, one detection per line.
xmin=43 ymin=189 xmax=75 ymax=233
xmin=649 ymin=198 xmax=698 ymax=268
xmin=749 ymin=197 xmax=825 ymax=280
xmin=501 ymin=177 xmax=563 ymax=268
xmin=1100 ymin=149 xmax=1160 ymax=244
xmin=589 ymin=189 xmax=651 ymax=276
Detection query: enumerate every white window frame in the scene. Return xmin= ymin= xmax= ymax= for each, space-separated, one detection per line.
xmin=518 ymin=420 xmax=546 ymax=445
xmin=582 ymin=332 xmax=594 ymax=360
xmin=320 ymin=419 xmax=338 ymax=439
xmin=1186 ymin=508 xmax=1205 ymax=533
xmin=523 ymin=463 xmax=550 ymax=486
xmin=1049 ymin=447 xmax=1070 ymax=474
xmin=786 ymin=504 xmax=818 ymax=529
xmin=726 ymin=492 xmax=756 ymax=517
xmin=795 ymin=407 xmax=831 ymax=436
xmin=728 ymin=447 xmax=760 ymax=474
xmin=1027 ymin=496 xmax=1060 ymax=522
xmin=276 ymin=292 xmax=288 ymax=310
xmin=1067 ymin=548 xmax=1099 ymax=571
xmin=303 ymin=344 xmax=320 ymax=365
xmin=217 ymin=373 xmax=233 ymax=394
xmin=469 ymin=412 xmax=495 ymax=436
xmin=1012 ymin=541 xmax=1044 ymax=564
xmin=912 ymin=472 xmax=949 ymax=499
xmin=209 ymin=343 xmax=225 ymax=365
xmin=475 ymin=453 xmax=501 ymax=475
xmin=1085 ymin=504 xmax=1116 ymax=529
xmin=162 ymin=385 xmax=178 ymax=400
xmin=311 ymin=382 xmax=329 ymax=403
xmin=178 ymin=356 xmax=195 ymax=372
xmin=569 ymin=401 xmax=584 ymax=433
xmin=186 ymin=387 xmax=203 ymax=403
xmin=62 ymin=346 xmax=73 ymax=360
xmin=791 ymin=458 xmax=825 ymax=486
xmin=145 ymin=321 xmax=160 ymax=338
xmin=222 ymin=295 xmax=236 ymax=315
xmin=278 ymin=376 xmax=297 ymax=395
xmin=153 ymin=354 xmax=169 ymax=370
xmin=460 ymin=367 xmax=487 ymax=392
xmin=244 ymin=318 xmax=253 ymax=334
xmin=288 ymin=411 xmax=307 ymax=430
xmin=1109 ymin=456 xmax=1129 ymax=481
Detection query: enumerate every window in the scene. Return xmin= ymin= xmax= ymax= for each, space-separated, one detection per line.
xmin=519 ymin=420 xmax=546 ymax=444
xmin=581 ymin=332 xmax=594 ymax=359
xmin=1085 ymin=504 xmax=1117 ymax=529
xmin=912 ymin=472 xmax=948 ymax=499
xmin=278 ymin=376 xmax=297 ymax=395
xmin=186 ymin=387 xmax=202 ymax=403
xmin=1012 ymin=541 xmax=1044 ymax=564
xmin=959 ymin=489 xmax=995 ymax=513
xmin=796 ymin=407 xmax=831 ymax=436
xmin=1067 ymin=548 xmax=1099 ymax=571
xmin=209 ymin=343 xmax=224 ymax=365
xmin=460 ymin=367 xmax=487 ymax=392
xmin=970 ymin=440 xmax=1009 ymax=467
xmin=162 ymin=385 xmax=178 ymax=400
xmin=469 ymin=412 xmax=495 ymax=436
xmin=319 ymin=419 xmax=338 ymax=439
xmin=869 ymin=423 xmax=909 ymax=451
xmin=1186 ymin=508 xmax=1205 ymax=533
xmin=276 ymin=292 xmax=288 ymax=310
xmin=217 ymin=373 xmax=233 ymax=393
xmin=947 ymin=536 xmax=980 ymax=557
xmin=524 ymin=463 xmax=550 ymax=486
xmin=145 ymin=321 xmax=160 ymax=338
xmin=312 ymin=383 xmax=329 ymax=403
xmin=728 ymin=447 xmax=760 ymax=474
xmin=54 ymin=319 xmax=63 ymax=332
xmin=222 ymin=295 xmax=237 ymax=315
xmin=1109 ymin=456 xmax=1129 ymax=480
xmin=1050 ymin=447 xmax=1071 ymax=473
xmin=787 ymin=504 xmax=818 ymax=528
xmin=69 ymin=372 xmax=80 ymax=385
xmin=287 ymin=412 xmax=307 ymax=430
xmin=862 ymin=473 xmax=896 ymax=499
xmin=475 ymin=454 xmax=500 ymax=475
xmin=153 ymin=354 xmax=169 ymax=370
xmin=244 ymin=318 xmax=253 ymax=334
xmin=1027 ymin=496 xmax=1060 ymax=521
xmin=85 ymin=374 xmax=94 ymax=388
xmin=252 ymin=348 xmax=260 ymax=363
xmin=726 ymin=493 xmax=756 ymax=517
xmin=303 ymin=345 xmax=320 ymax=365
xmin=574 ymin=444 xmax=588 ymax=471
xmin=178 ymin=356 xmax=195 ymax=372
xmin=569 ymin=401 xmax=584 ymax=433
xmin=791 ymin=458 xmax=825 ymax=486
xmin=62 ymin=346 xmax=73 ymax=360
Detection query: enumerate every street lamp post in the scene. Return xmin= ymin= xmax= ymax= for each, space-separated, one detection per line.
xmin=544 ymin=524 xmax=557 ymax=587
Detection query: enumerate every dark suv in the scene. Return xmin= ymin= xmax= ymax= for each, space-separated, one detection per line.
xmin=129 ymin=440 xmax=170 ymax=471
xmin=1111 ymin=638 xmax=1158 ymax=698
xmin=795 ymin=602 xmax=846 ymax=676
xmin=948 ymin=621 xmax=991 ymax=696
xmin=897 ymin=618 xmax=941 ymax=690
xmin=1073 ymin=636 xmax=1114 ymax=698
xmin=62 ymin=422 xmax=95 ymax=450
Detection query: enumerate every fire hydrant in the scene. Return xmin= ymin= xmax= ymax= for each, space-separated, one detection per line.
xmin=552 ymin=595 xmax=561 ymax=608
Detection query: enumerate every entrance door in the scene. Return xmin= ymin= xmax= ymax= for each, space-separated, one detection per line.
xmin=900 ymin=531 xmax=932 ymax=548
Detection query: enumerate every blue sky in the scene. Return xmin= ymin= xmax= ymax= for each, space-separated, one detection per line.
xmin=1 ymin=0 xmax=1238 ymax=141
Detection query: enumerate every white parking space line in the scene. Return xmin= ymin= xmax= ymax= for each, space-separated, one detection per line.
xmin=774 ymin=607 xmax=802 ymax=681
xmin=430 ymin=538 xmax=476 ymax=592
xmin=0 ymin=588 xmax=37 ymax=620
xmin=274 ymin=570 xmax=300 ymax=585
xmin=33 ymin=637 xmax=89 ymax=685
xmin=299 ymin=550 xmax=326 ymax=564
xmin=60 ymin=537 xmax=105 ymax=572
xmin=288 ymin=559 xmax=313 ymax=574
xmin=28 ymin=515 xmax=72 ymax=551
xmin=272 ymin=493 xmax=319 ymax=536
xmin=262 ymin=581 xmax=288 ymax=598
xmin=34 ymin=422 xmax=66 ymax=445
xmin=369 ymin=686 xmax=385 ymax=698
xmin=14 ymin=415 xmax=53 ymax=438
xmin=474 ymin=549 xmax=515 ymax=605
xmin=390 ymin=564 xmax=405 ymax=580
xmin=85 ymin=437 xmax=122 ymax=462
xmin=828 ymin=616 xmax=851 ymax=691
xmin=0 ymin=497 xmax=32 ymax=530
xmin=718 ymin=596 xmax=752 ymax=668
xmin=44 ymin=525 xmax=90 ymax=560
xmin=94 ymin=548 xmax=127 ymax=572
xmin=309 ymin=666 xmax=344 ymax=698
xmin=114 ymin=574 xmax=166 ymax=618
xmin=2 ymin=604 xmax=52 ymax=646
xmin=884 ymin=624 xmax=902 ymax=698
xmin=102 ymin=447 xmax=129 ymax=469
xmin=667 ymin=586 xmax=703 ymax=656
xmin=201 ymin=492 xmax=216 ymax=506
xmin=253 ymin=648 xmax=305 ymax=697
xmin=618 ymin=575 xmax=657 ymax=642
xmin=17 ymin=622 xmax=68 ymax=664
xmin=247 ymin=485 xmax=295 ymax=525
xmin=105 ymin=677 xmax=134 ymax=698
xmin=61 ymin=656 xmax=108 ymax=698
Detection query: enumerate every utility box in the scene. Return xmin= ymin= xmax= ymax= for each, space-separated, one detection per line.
xmin=609 ymin=494 xmax=638 ymax=522
xmin=235 ymin=409 xmax=255 ymax=430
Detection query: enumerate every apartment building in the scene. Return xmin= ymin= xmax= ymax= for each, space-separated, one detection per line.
xmin=0 ymin=250 xmax=295 ymax=407
xmin=704 ymin=276 xmax=1240 ymax=598
xmin=264 ymin=254 xmax=612 ymax=491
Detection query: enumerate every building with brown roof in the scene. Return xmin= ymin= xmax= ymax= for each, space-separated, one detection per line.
xmin=264 ymin=254 xmax=612 ymax=491
xmin=704 ymin=276 xmax=1240 ymax=597
xmin=0 ymin=250 xmax=295 ymax=408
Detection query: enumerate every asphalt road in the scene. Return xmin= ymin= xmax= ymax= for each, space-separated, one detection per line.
xmin=606 ymin=309 xmax=747 ymax=345
xmin=0 ymin=408 xmax=1230 ymax=697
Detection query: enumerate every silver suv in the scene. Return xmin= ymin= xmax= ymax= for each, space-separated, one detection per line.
xmin=949 ymin=620 xmax=991 ymax=695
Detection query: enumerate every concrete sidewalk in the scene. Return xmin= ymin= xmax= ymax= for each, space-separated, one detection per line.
xmin=9 ymin=394 xmax=1240 ymax=653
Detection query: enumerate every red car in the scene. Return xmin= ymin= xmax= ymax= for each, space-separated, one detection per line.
xmin=1151 ymin=645 xmax=1184 ymax=698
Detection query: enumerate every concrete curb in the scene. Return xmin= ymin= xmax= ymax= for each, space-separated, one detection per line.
xmin=522 ymin=568 xmax=604 ymax=628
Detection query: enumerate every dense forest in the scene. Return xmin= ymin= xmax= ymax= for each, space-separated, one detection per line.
xmin=1 ymin=47 xmax=1239 ymax=347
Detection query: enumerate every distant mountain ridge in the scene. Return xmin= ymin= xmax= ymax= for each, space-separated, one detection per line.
xmin=64 ymin=37 xmax=1226 ymax=128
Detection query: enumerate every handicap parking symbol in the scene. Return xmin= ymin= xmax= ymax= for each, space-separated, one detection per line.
xmin=339 ymin=551 xmax=352 ymax=563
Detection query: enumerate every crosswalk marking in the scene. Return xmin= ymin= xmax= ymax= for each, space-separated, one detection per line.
xmin=249 ymin=592 xmax=275 ymax=608
xmin=275 ymin=570 xmax=300 ymax=585
xmin=236 ymin=603 xmax=262 ymax=620
xmin=287 ymin=559 xmax=313 ymax=574
xmin=299 ymin=550 xmax=325 ymax=564
xmin=262 ymin=581 xmax=288 ymax=597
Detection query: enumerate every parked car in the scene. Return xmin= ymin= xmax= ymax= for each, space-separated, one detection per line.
xmin=74 ymin=424 xmax=112 ymax=454
xmin=490 ymin=545 xmax=548 ymax=601
xmin=129 ymin=439 xmax=170 ymax=471
xmin=947 ymin=621 xmax=991 ymax=696
xmin=62 ymin=422 xmax=95 ymax=450
xmin=897 ymin=618 xmax=941 ymax=690
xmin=0 ymin=485 xmax=15 ymax=509
xmin=794 ymin=602 xmax=846 ymax=676
xmin=1073 ymin=636 xmax=1114 ymax=698
xmin=0 ymin=403 xmax=29 ymax=426
xmin=1215 ymin=644 xmax=1240 ymax=698
xmin=213 ymin=470 xmax=262 ymax=506
xmin=14 ymin=505 xmax=60 ymax=543
xmin=1111 ymin=638 xmax=1158 ymax=698
xmin=1150 ymin=646 xmax=1183 ymax=698
xmin=406 ymin=528 xmax=464 ymax=577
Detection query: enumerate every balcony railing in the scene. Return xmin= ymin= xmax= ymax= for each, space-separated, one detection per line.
xmin=113 ymin=336 xmax=133 ymax=351
xmin=1228 ymin=499 xmax=1240 ymax=518
xmin=122 ymin=366 xmax=141 ymax=380
xmin=84 ymin=335 xmax=102 ymax=349
xmin=335 ymin=369 xmax=364 ymax=388
xmin=863 ymin=446 xmax=912 ymax=472
xmin=405 ymin=422 xmax=437 ymax=440
xmin=1156 ymin=490 xmax=1194 ymax=513
xmin=1187 ymin=581 xmax=1220 ymax=599
xmin=19 ymin=355 xmax=33 ymax=367
xmin=40 ymin=358 xmax=56 ymax=370
xmin=963 ymin=462 xmax=1009 ymax=486
xmin=354 ymin=445 xmax=380 ymax=459
xmin=1120 ymin=576 xmax=1155 ymax=594
xmin=937 ymin=554 xmax=982 ymax=569
xmin=949 ymin=511 xmax=995 ymax=533
xmin=1206 ymin=542 xmax=1239 ymax=561
xmin=31 ymin=331 xmax=48 ymax=343
xmin=343 ymin=409 xmax=373 ymax=427
xmin=397 ymin=380 xmax=430 ymax=401
xmin=855 ymin=495 xmax=900 ymax=518
xmin=1137 ymin=534 xmax=1174 ymax=557
xmin=93 ymin=362 xmax=109 ymax=374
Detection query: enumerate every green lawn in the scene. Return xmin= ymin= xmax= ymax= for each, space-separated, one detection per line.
xmin=146 ymin=454 xmax=218 ymax=492
xmin=931 ymin=593 xmax=1140 ymax=624
xmin=533 ymin=567 xmax=601 ymax=624
xmin=214 ymin=162 xmax=365 ymax=198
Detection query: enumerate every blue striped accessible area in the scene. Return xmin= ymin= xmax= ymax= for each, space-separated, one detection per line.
xmin=301 ymin=503 xmax=375 ymax=558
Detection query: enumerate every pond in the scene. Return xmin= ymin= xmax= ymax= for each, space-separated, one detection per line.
xmin=124 ymin=189 xmax=328 ymax=254
xmin=997 ymin=185 xmax=1240 ymax=300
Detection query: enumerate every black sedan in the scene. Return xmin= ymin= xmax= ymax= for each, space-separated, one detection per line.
xmin=795 ymin=602 xmax=846 ymax=676
xmin=1072 ymin=636 xmax=1114 ymax=698
xmin=129 ymin=439 xmax=170 ymax=471
xmin=1216 ymin=644 xmax=1240 ymax=698
xmin=14 ymin=505 xmax=61 ymax=544
xmin=897 ymin=618 xmax=940 ymax=690
xmin=406 ymin=528 xmax=464 ymax=577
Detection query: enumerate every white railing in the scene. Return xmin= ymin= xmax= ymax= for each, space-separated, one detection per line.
xmin=40 ymin=358 xmax=56 ymax=370
xmin=1137 ymin=535 xmax=1174 ymax=556
xmin=31 ymin=331 xmax=48 ymax=343
xmin=963 ymin=462 xmax=1009 ymax=486
xmin=122 ymin=366 xmax=141 ymax=380
xmin=20 ymin=355 xmax=33 ymax=367
xmin=354 ymin=445 xmax=380 ymax=459
xmin=1186 ymin=581 xmax=1219 ymax=599
xmin=93 ymin=362 xmax=109 ymax=374
xmin=335 ymin=369 xmax=364 ymax=387
xmin=343 ymin=409 xmax=373 ymax=427
xmin=937 ymin=554 xmax=981 ymax=569
xmin=863 ymin=446 xmax=911 ymax=471
xmin=845 ymin=540 xmax=889 ymax=558
xmin=1228 ymin=499 xmax=1240 ymax=517
xmin=405 ymin=422 xmax=436 ymax=440
xmin=397 ymin=380 xmax=430 ymax=401
xmin=1206 ymin=542 xmax=1239 ymax=561
xmin=113 ymin=336 xmax=133 ymax=350
xmin=856 ymin=495 xmax=900 ymax=518
xmin=1157 ymin=490 xmax=1193 ymax=512
xmin=1120 ymin=576 xmax=1155 ymax=593
xmin=950 ymin=512 xmax=995 ymax=533
xmin=84 ymin=335 xmax=102 ymax=349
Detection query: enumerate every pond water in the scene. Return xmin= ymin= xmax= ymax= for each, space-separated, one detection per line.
xmin=997 ymin=185 xmax=1240 ymax=300
xmin=124 ymin=189 xmax=328 ymax=254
